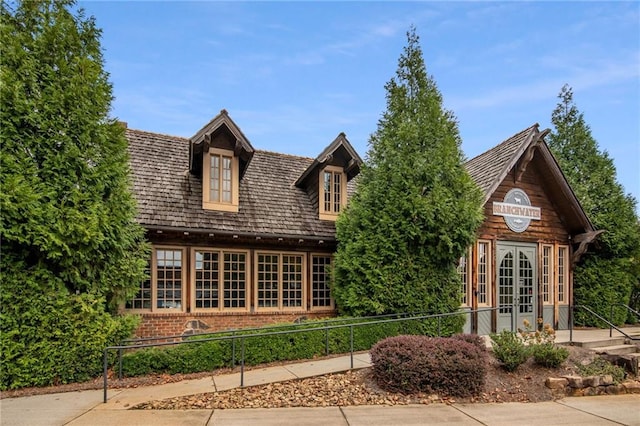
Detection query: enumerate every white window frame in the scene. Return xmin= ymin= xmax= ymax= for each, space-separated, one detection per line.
xmin=476 ymin=240 xmax=492 ymax=307
xmin=557 ymin=245 xmax=569 ymax=305
xmin=541 ymin=244 xmax=554 ymax=305
xmin=457 ymin=247 xmax=472 ymax=307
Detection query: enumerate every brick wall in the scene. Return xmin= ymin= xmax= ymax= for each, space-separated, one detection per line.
xmin=133 ymin=310 xmax=337 ymax=338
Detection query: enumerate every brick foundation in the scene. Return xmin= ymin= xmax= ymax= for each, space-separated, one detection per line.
xmin=132 ymin=310 xmax=337 ymax=339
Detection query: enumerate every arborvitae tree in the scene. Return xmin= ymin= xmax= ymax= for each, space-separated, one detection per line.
xmin=333 ymin=28 xmax=484 ymax=320
xmin=548 ymin=85 xmax=640 ymax=325
xmin=0 ymin=0 xmax=148 ymax=389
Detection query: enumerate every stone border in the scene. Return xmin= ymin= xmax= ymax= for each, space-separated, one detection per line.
xmin=546 ymin=375 xmax=640 ymax=397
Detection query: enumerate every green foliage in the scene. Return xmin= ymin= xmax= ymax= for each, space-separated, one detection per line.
xmin=119 ymin=317 xmax=442 ymax=377
xmin=370 ymin=335 xmax=487 ymax=397
xmin=0 ymin=0 xmax=149 ymax=304
xmin=0 ymin=0 xmax=149 ymax=389
xmin=490 ymin=331 xmax=530 ymax=372
xmin=531 ymin=343 xmax=569 ymax=368
xmin=548 ymin=85 xmax=640 ymax=325
xmin=577 ymin=358 xmax=625 ymax=384
xmin=0 ymin=262 xmax=139 ymax=390
xmin=333 ymin=27 xmax=483 ymax=318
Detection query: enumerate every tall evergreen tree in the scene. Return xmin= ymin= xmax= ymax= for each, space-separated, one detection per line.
xmin=332 ymin=28 xmax=484 ymax=319
xmin=0 ymin=0 xmax=148 ymax=389
xmin=548 ymin=85 xmax=640 ymax=325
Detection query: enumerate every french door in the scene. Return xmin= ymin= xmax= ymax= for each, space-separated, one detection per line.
xmin=496 ymin=243 xmax=537 ymax=332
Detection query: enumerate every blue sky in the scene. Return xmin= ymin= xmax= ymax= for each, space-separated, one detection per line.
xmin=79 ymin=1 xmax=639 ymax=207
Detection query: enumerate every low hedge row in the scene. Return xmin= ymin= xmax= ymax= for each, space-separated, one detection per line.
xmin=120 ymin=314 xmax=464 ymax=377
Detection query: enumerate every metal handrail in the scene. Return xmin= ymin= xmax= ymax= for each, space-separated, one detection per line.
xmin=102 ymin=306 xmax=503 ymax=403
xmin=570 ymin=304 xmax=640 ymax=342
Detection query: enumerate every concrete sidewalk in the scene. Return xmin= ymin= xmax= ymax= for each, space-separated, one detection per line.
xmin=2 ymin=327 xmax=639 ymax=426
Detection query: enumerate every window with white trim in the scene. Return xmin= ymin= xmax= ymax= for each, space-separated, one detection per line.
xmin=319 ymin=166 xmax=346 ymax=221
xmin=255 ymin=252 xmax=305 ymax=310
xmin=311 ymin=254 xmax=333 ymax=308
xmin=203 ymin=148 xmax=239 ymax=212
xmin=477 ymin=241 xmax=491 ymax=306
xmin=541 ymin=245 xmax=554 ymax=305
xmin=457 ymin=248 xmax=471 ymax=307
xmin=557 ymin=245 xmax=568 ymax=304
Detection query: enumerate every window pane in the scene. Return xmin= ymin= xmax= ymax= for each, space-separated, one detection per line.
xmin=457 ymin=255 xmax=468 ymax=306
xmin=156 ymin=249 xmax=182 ymax=309
xmin=283 ymin=255 xmax=303 ymax=307
xmin=477 ymin=242 xmax=488 ymax=305
xmin=222 ymin=156 xmax=232 ymax=203
xmin=126 ymin=261 xmax=151 ymax=309
xmin=224 ymin=252 xmax=246 ymax=308
xmin=323 ymin=171 xmax=332 ymax=212
xmin=558 ymin=247 xmax=567 ymax=303
xmin=333 ymin=172 xmax=341 ymax=213
xmin=542 ymin=246 xmax=553 ymax=304
xmin=210 ymin=154 xmax=220 ymax=202
xmin=312 ymin=255 xmax=332 ymax=307
xmin=195 ymin=251 xmax=219 ymax=309
xmin=257 ymin=254 xmax=279 ymax=308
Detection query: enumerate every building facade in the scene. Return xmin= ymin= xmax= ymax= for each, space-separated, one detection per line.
xmin=124 ymin=112 xmax=596 ymax=338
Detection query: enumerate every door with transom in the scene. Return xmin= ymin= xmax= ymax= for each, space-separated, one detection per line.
xmin=496 ymin=243 xmax=537 ymax=332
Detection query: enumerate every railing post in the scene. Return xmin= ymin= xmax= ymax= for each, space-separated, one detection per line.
xmin=569 ymin=304 xmax=574 ymax=344
xmin=118 ymin=348 xmax=123 ymax=380
xmin=437 ymin=316 xmax=441 ymax=337
xmin=325 ymin=322 xmax=329 ymax=356
xmin=103 ymin=349 xmax=108 ymax=403
xmin=240 ymin=337 xmax=245 ymax=387
xmin=609 ymin=305 xmax=614 ymax=338
xmin=231 ymin=330 xmax=236 ymax=367
xmin=350 ymin=325 xmax=354 ymax=369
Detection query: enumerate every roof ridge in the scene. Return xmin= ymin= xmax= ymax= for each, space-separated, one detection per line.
xmin=126 ymin=127 xmax=189 ymax=141
xmin=255 ymin=148 xmax=314 ymax=161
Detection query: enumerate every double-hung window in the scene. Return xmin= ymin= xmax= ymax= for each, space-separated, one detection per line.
xmin=319 ymin=166 xmax=346 ymax=220
xmin=203 ymin=148 xmax=239 ymax=212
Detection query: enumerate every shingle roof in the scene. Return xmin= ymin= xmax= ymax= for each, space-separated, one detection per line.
xmin=127 ymin=129 xmax=338 ymax=240
xmin=465 ymin=124 xmax=539 ymax=202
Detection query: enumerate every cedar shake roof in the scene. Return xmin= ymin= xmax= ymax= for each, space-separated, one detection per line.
xmin=127 ymin=128 xmax=339 ymax=240
xmin=465 ymin=124 xmax=539 ymax=202
xmin=465 ymin=124 xmax=594 ymax=235
xmin=295 ymin=132 xmax=363 ymax=187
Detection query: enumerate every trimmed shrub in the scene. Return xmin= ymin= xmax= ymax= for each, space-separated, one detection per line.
xmin=531 ymin=343 xmax=569 ymax=368
xmin=452 ymin=333 xmax=487 ymax=351
xmin=490 ymin=330 xmax=530 ymax=372
xmin=370 ymin=335 xmax=487 ymax=397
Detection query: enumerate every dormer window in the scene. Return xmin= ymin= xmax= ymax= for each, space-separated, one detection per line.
xmin=203 ymin=148 xmax=239 ymax=212
xmin=319 ymin=166 xmax=346 ymax=221
xmin=189 ymin=110 xmax=254 ymax=214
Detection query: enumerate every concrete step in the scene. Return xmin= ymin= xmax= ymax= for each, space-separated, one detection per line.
xmin=593 ymin=344 xmax=639 ymax=355
xmin=574 ymin=337 xmax=626 ymax=349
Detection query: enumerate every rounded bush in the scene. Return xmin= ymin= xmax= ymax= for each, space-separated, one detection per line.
xmin=370 ymin=335 xmax=487 ymax=397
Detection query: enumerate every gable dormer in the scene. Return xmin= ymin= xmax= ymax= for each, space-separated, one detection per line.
xmin=190 ymin=110 xmax=254 ymax=212
xmin=295 ymin=133 xmax=362 ymax=221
